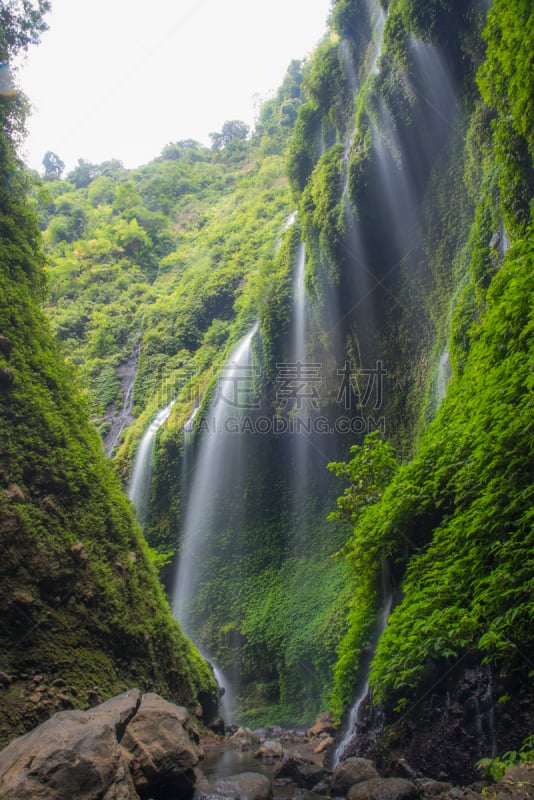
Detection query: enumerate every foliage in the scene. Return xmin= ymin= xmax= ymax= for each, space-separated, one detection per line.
xmin=477 ymin=735 xmax=534 ymax=782
xmin=327 ymin=430 xmax=398 ymax=528
xmin=0 ymin=11 xmax=218 ymax=745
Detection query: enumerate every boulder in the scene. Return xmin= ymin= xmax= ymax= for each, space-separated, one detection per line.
xmin=207 ymin=716 xmax=226 ymax=735
xmin=313 ymin=737 xmax=335 ymax=754
xmin=331 ymin=758 xmax=380 ymax=795
xmin=307 ymin=712 xmax=336 ymax=738
xmin=120 ymin=692 xmax=202 ymax=796
xmin=278 ymin=755 xmax=328 ymax=789
xmin=255 ymin=739 xmax=285 ymax=760
xmin=494 ymin=763 xmax=534 ymax=800
xmin=0 ymin=689 xmax=141 ymax=800
xmin=229 ymin=726 xmax=261 ymax=750
xmin=209 ymin=771 xmax=272 ymax=800
xmin=347 ymin=777 xmax=420 ymax=800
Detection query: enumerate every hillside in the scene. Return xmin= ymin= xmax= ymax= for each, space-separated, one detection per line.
xmin=2 ymin=0 xmax=533 ymax=782
xmin=0 ymin=3 xmax=217 ymax=747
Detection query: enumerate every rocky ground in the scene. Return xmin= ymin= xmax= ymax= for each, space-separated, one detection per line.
xmin=0 ymin=693 xmax=532 ymax=800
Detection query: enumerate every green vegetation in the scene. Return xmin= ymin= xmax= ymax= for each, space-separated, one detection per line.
xmin=315 ymin=0 xmax=534 ymax=725
xmin=0 ymin=0 xmax=216 ymax=746
xmin=3 ymin=0 xmax=532 ymax=748
xmin=477 ymin=734 xmax=534 ymax=782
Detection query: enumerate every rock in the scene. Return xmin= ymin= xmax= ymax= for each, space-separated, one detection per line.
xmin=208 ymin=716 xmax=226 ymax=735
xmin=0 ymin=671 xmax=12 ymax=686
xmin=489 ymin=231 xmax=501 ymax=249
xmin=347 ymin=778 xmax=420 ymax=800
xmin=313 ymin=737 xmax=334 ymax=754
xmin=4 ymin=484 xmax=24 ymax=503
xmin=0 ymin=689 xmax=142 ymax=800
xmin=255 ymin=739 xmax=284 ymax=760
xmin=331 ymin=758 xmax=380 ymax=795
xmin=41 ymin=496 xmax=58 ymax=513
xmin=120 ymin=692 xmax=202 ymax=796
xmin=494 ymin=763 xmax=534 ymax=800
xmin=0 ymin=334 xmax=13 ymax=355
xmin=70 ymin=541 xmax=88 ymax=565
xmin=0 ymin=367 xmax=14 ymax=389
xmin=307 ymin=711 xmax=336 ymax=738
xmin=11 ymin=591 xmax=33 ymax=608
xmin=311 ymin=779 xmax=332 ymax=795
xmin=416 ymin=778 xmax=452 ymax=796
xmin=209 ymin=771 xmax=273 ymax=800
xmin=229 ymin=726 xmax=261 ymax=750
xmin=278 ymin=755 xmax=328 ymax=790
xmin=56 ymin=693 xmax=73 ymax=708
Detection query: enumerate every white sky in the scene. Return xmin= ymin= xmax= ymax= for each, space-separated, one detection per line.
xmin=18 ymin=0 xmax=332 ymax=173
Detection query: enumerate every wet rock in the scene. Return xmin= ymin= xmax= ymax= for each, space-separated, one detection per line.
xmin=489 ymin=232 xmax=501 ymax=249
xmin=313 ymin=737 xmax=335 ymax=754
xmin=307 ymin=711 xmax=336 ymax=738
xmin=229 ymin=726 xmax=261 ymax=750
xmin=255 ymin=739 xmax=285 ymax=760
xmin=494 ymin=763 xmax=534 ymax=800
xmin=209 ymin=771 xmax=273 ymax=800
xmin=278 ymin=755 xmax=328 ymax=790
xmin=347 ymin=777 xmax=420 ymax=800
xmin=120 ymin=692 xmax=202 ymax=796
xmin=208 ymin=716 xmax=226 ymax=735
xmin=331 ymin=758 xmax=380 ymax=795
xmin=416 ymin=778 xmax=452 ymax=795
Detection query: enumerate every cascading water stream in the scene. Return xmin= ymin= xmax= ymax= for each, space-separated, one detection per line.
xmin=334 ymin=589 xmax=393 ymax=765
xmin=128 ymin=400 xmax=175 ymax=525
xmin=436 ymin=350 xmax=451 ymax=403
xmin=292 ymin=243 xmax=311 ymax=544
xmin=173 ymin=323 xmax=259 ymax=719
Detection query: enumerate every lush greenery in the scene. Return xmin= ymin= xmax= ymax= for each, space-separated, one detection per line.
xmin=0 ymin=1 xmax=217 ymax=746
xmin=309 ymin=0 xmax=534 ymax=725
xmin=19 ymin=0 xmax=534 ymax=742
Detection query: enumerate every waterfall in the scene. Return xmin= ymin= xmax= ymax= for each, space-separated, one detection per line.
xmin=334 ymin=588 xmax=393 ymax=765
xmin=291 ymin=244 xmax=311 ymax=548
xmin=293 ymin=242 xmax=307 ymax=367
xmin=437 ymin=350 xmax=451 ymax=403
xmin=105 ymin=339 xmax=140 ymax=456
xmin=128 ymin=400 xmax=175 ymax=525
xmin=172 ymin=323 xmax=259 ymax=719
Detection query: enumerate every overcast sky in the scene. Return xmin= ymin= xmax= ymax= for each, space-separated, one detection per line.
xmin=18 ymin=0 xmax=332 ymax=173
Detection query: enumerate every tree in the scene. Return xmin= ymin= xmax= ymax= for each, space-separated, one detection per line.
xmin=42 ymin=150 xmax=65 ymax=180
xmin=209 ymin=120 xmax=249 ymax=150
xmin=0 ymin=0 xmax=50 ymax=144
xmin=0 ymin=0 xmax=50 ymax=63
xmin=67 ymin=158 xmax=99 ymax=189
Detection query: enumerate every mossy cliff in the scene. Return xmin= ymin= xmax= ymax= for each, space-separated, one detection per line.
xmin=20 ymin=0 xmax=533 ymax=773
xmin=0 ymin=28 xmax=217 ymax=745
